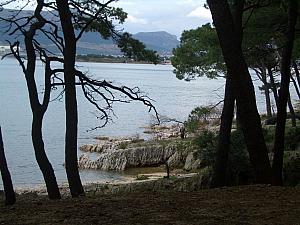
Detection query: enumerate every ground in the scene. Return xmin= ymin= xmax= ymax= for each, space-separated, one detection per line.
xmin=0 ymin=185 xmax=299 ymax=225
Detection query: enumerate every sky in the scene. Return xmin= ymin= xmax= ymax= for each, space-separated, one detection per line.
xmin=112 ymin=0 xmax=212 ymax=37
xmin=3 ymin=0 xmax=212 ymax=38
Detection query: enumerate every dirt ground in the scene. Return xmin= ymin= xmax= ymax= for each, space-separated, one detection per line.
xmin=0 ymin=185 xmax=299 ymax=225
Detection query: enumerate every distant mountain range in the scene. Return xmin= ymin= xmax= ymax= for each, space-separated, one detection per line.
xmin=0 ymin=9 xmax=179 ymax=56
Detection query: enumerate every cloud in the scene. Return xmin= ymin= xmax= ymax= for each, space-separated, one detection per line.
xmin=187 ymin=6 xmax=212 ymax=20
xmin=126 ymin=15 xmax=148 ymax=25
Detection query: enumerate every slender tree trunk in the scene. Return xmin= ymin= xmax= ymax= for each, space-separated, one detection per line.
xmin=261 ymin=67 xmax=272 ymax=117
xmin=22 ymin=24 xmax=61 ymax=199
xmin=208 ymin=0 xmax=272 ymax=184
xmin=56 ymin=0 xmax=84 ymax=197
xmin=272 ymin=0 xmax=298 ymax=186
xmin=290 ymin=76 xmax=300 ymax=100
xmin=32 ymin=113 xmax=61 ymax=199
xmin=211 ymin=77 xmax=235 ymax=187
xmin=292 ymin=60 xmax=300 ymax=87
xmin=268 ymin=67 xmax=279 ymax=109
xmin=287 ymin=94 xmax=296 ymax=127
xmin=0 ymin=127 xmax=16 ymax=205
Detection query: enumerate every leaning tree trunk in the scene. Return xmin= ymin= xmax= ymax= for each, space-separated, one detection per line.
xmin=211 ymin=76 xmax=235 ymax=187
xmin=208 ymin=0 xmax=272 ymax=184
xmin=272 ymin=0 xmax=298 ymax=186
xmin=0 ymin=127 xmax=16 ymax=205
xmin=32 ymin=113 xmax=61 ymax=199
xmin=56 ymin=0 xmax=84 ymax=197
xmin=22 ymin=25 xmax=61 ymax=199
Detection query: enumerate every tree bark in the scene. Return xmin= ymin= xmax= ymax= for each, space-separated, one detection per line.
xmin=208 ymin=0 xmax=272 ymax=184
xmin=272 ymin=0 xmax=298 ymax=186
xmin=211 ymin=77 xmax=235 ymax=187
xmin=290 ymin=75 xmax=300 ymax=100
xmin=287 ymin=94 xmax=296 ymax=127
xmin=268 ymin=67 xmax=279 ymax=109
xmin=56 ymin=0 xmax=84 ymax=197
xmin=32 ymin=113 xmax=61 ymax=199
xmin=292 ymin=60 xmax=300 ymax=88
xmin=0 ymin=127 xmax=16 ymax=205
xmin=20 ymin=15 xmax=61 ymax=199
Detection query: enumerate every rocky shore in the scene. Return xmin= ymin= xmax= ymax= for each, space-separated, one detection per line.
xmin=78 ymin=136 xmax=203 ymax=172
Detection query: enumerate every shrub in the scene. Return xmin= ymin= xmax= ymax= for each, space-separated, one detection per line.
xmin=283 ymin=152 xmax=300 ymax=186
xmin=186 ymin=106 xmax=220 ymax=133
xmin=136 ymin=175 xmax=149 ymax=180
xmin=192 ymin=129 xmax=252 ymax=185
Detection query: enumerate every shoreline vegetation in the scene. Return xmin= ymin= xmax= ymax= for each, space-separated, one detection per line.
xmin=76 ymin=54 xmax=171 ymax=64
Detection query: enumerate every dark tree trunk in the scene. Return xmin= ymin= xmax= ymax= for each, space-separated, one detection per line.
xmin=272 ymin=0 xmax=298 ymax=186
xmin=211 ymin=0 xmax=242 ymax=188
xmin=21 ymin=19 xmax=61 ymax=199
xmin=0 ymin=127 xmax=16 ymax=205
xmin=265 ymin=87 xmax=272 ymax=118
xmin=260 ymin=67 xmax=272 ymax=118
xmin=287 ymin=94 xmax=296 ymax=127
xmin=32 ymin=113 xmax=61 ymax=199
xmin=268 ymin=67 xmax=279 ymax=109
xmin=208 ymin=0 xmax=272 ymax=184
xmin=290 ymin=75 xmax=300 ymax=100
xmin=56 ymin=0 xmax=84 ymax=197
xmin=292 ymin=60 xmax=300 ymax=87
xmin=211 ymin=77 xmax=235 ymax=187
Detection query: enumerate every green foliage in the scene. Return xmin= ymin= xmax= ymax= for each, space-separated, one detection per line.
xmin=283 ymin=152 xmax=300 ymax=186
xmin=284 ymin=127 xmax=300 ymax=151
xmin=193 ymin=130 xmax=217 ymax=167
xmin=262 ymin=125 xmax=300 ymax=151
xmin=171 ymin=23 xmax=225 ymax=80
xmin=118 ymin=142 xmax=128 ymax=150
xmin=192 ymin=129 xmax=252 ymax=185
xmin=118 ymin=32 xmax=159 ymax=64
xmin=136 ymin=174 xmax=149 ymax=180
xmin=185 ymin=106 xmax=219 ymax=133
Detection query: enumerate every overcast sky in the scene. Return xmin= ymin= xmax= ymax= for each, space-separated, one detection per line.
xmin=4 ymin=0 xmax=212 ymax=38
xmin=113 ymin=0 xmax=212 ymax=37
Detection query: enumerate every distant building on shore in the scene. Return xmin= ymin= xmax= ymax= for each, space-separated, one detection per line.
xmin=0 ymin=45 xmax=21 ymax=55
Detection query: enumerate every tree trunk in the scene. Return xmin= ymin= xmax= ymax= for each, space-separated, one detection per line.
xmin=0 ymin=127 xmax=16 ymax=205
xmin=268 ymin=67 xmax=279 ymax=109
xmin=22 ymin=26 xmax=61 ymax=199
xmin=272 ymin=0 xmax=298 ymax=186
xmin=261 ymin=67 xmax=272 ymax=118
xmin=287 ymin=94 xmax=296 ymax=127
xmin=208 ymin=0 xmax=272 ymax=184
xmin=290 ymin=75 xmax=300 ymax=100
xmin=292 ymin=60 xmax=300 ymax=87
xmin=56 ymin=0 xmax=84 ymax=197
xmin=32 ymin=113 xmax=61 ymax=199
xmin=211 ymin=77 xmax=235 ymax=187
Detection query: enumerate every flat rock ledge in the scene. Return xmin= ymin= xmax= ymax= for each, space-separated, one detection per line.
xmin=78 ymin=138 xmax=204 ymax=171
xmin=79 ymin=144 xmax=183 ymax=171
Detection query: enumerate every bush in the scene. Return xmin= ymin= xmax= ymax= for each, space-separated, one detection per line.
xmin=136 ymin=175 xmax=149 ymax=180
xmin=283 ymin=152 xmax=300 ymax=186
xmin=186 ymin=106 xmax=220 ymax=133
xmin=192 ymin=129 xmax=252 ymax=185
xmin=284 ymin=127 xmax=300 ymax=151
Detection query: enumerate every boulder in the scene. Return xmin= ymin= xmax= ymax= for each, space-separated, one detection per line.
xmin=184 ymin=151 xmax=202 ymax=171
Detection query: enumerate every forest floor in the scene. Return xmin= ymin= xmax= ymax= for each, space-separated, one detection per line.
xmin=0 ymin=185 xmax=299 ymax=225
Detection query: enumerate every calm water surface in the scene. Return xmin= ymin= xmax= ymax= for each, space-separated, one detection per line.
xmin=0 ymin=58 xmax=269 ymax=188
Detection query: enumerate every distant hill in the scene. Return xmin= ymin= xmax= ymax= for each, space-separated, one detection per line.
xmin=0 ymin=9 xmax=179 ymax=56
